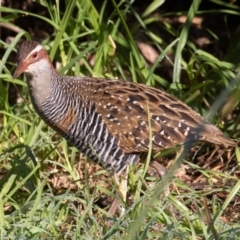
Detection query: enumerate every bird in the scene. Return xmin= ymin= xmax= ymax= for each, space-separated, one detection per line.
xmin=13 ymin=40 xmax=236 ymax=194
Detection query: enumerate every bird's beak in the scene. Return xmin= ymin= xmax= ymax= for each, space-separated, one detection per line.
xmin=13 ymin=61 xmax=27 ymax=79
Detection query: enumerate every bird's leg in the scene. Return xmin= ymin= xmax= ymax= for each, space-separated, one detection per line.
xmin=108 ymin=166 xmax=129 ymax=216
xmin=149 ymin=146 xmax=185 ymax=177
xmin=147 ymin=160 xmax=170 ymax=196
xmin=148 ymin=160 xmax=166 ymax=178
xmin=166 ymin=146 xmax=185 ymax=169
xmin=148 ymin=146 xmax=185 ymax=196
xmin=114 ymin=167 xmax=129 ymax=202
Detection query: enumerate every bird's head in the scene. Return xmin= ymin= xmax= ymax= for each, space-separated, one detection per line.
xmin=14 ymin=41 xmax=52 ymax=79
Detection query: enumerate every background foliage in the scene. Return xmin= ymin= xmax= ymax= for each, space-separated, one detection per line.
xmin=0 ymin=0 xmax=240 ymax=239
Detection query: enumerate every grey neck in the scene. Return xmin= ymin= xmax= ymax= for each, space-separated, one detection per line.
xmin=25 ymin=59 xmax=54 ymax=112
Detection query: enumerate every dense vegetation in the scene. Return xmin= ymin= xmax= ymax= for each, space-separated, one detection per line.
xmin=0 ymin=0 xmax=240 ymax=239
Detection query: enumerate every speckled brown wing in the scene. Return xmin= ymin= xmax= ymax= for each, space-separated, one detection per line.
xmin=86 ymin=78 xmax=235 ymax=153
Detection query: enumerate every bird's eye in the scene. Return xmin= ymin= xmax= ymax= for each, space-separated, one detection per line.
xmin=32 ymin=52 xmax=38 ymax=58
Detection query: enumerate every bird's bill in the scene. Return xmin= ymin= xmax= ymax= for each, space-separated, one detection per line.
xmin=13 ymin=61 xmax=27 ymax=79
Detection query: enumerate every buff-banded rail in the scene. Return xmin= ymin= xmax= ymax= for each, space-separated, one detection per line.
xmin=13 ymin=41 xmax=236 ymax=212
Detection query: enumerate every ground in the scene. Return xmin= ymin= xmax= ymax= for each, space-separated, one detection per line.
xmin=1 ymin=0 xmax=240 ymax=238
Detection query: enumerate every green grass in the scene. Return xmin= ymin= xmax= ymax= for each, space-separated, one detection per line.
xmin=1 ymin=0 xmax=240 ymax=239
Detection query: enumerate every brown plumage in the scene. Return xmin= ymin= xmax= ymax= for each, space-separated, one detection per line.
xmin=89 ymin=79 xmax=235 ymax=152
xmin=13 ymin=41 xmax=236 ymax=173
